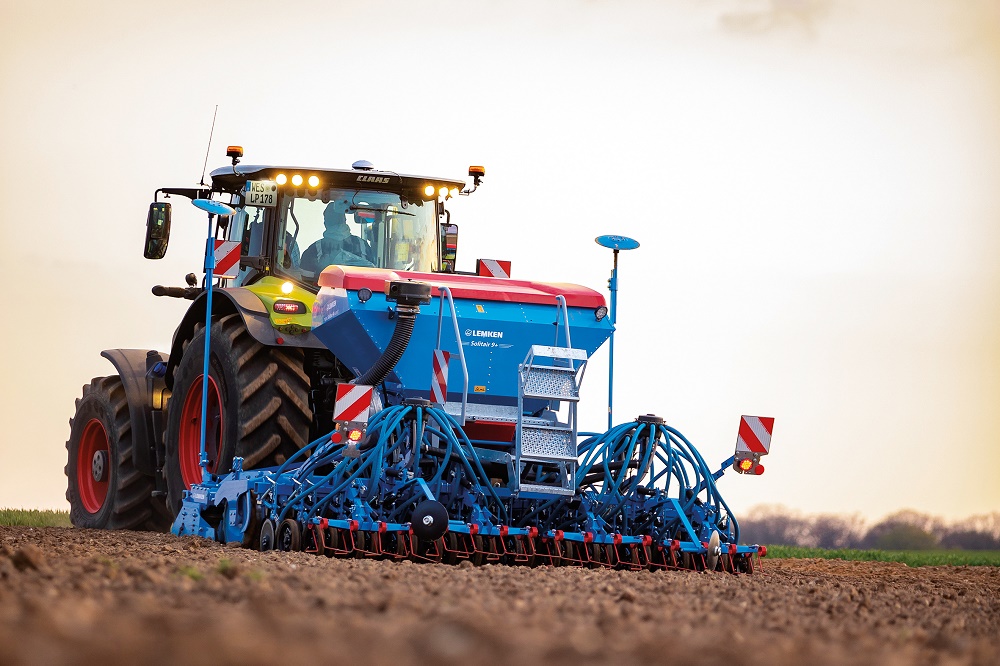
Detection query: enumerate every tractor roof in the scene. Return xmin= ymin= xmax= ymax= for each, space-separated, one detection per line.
xmin=209 ymin=165 xmax=465 ymax=194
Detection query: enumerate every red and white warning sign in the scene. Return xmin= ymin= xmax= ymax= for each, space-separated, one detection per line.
xmin=430 ymin=350 xmax=450 ymax=404
xmin=476 ymin=259 xmax=512 ymax=279
xmin=736 ymin=415 xmax=774 ymax=455
xmin=333 ymin=384 xmax=374 ymax=423
xmin=213 ymin=240 xmax=242 ymax=276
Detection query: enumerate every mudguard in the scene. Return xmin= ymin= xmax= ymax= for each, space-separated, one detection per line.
xmin=100 ymin=349 xmax=169 ymax=477
xmin=163 ymin=287 xmax=324 ymax=390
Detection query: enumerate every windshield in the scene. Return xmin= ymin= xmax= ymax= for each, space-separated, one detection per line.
xmin=275 ymin=187 xmax=438 ymax=285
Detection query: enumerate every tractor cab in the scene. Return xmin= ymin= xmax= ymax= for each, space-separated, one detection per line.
xmin=205 ymin=161 xmax=468 ymax=290
xmin=145 ymin=153 xmax=477 ymax=291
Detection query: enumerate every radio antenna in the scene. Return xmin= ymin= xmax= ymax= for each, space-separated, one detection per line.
xmin=199 ymin=105 xmax=219 ymax=186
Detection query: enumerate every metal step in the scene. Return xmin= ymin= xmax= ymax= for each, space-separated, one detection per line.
xmin=520 ymin=425 xmax=575 ymax=459
xmin=521 ymin=453 xmax=578 ymax=463
xmin=529 ymin=345 xmax=588 ymax=361
xmin=522 ymin=366 xmax=580 ymax=402
xmin=518 ymin=483 xmax=575 ymax=497
xmin=443 ymin=402 xmax=519 ymax=422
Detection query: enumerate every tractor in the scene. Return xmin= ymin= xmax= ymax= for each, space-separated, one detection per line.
xmin=66 ymin=149 xmax=487 ymax=528
xmin=67 ymin=147 xmax=773 ymax=572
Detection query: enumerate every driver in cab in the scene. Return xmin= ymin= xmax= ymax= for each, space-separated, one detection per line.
xmin=301 ymin=200 xmax=374 ymax=272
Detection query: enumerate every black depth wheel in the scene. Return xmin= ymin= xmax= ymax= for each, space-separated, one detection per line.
xmin=561 ymin=541 xmax=577 ymax=566
xmin=353 ymin=530 xmax=368 ymax=558
xmin=65 ymin=376 xmax=162 ymax=530
xmin=444 ymin=532 xmax=460 ymax=565
xmin=471 ymin=535 xmax=486 ymax=566
xmin=277 ymin=518 xmax=301 ymax=552
xmin=164 ymin=314 xmax=312 ymax=515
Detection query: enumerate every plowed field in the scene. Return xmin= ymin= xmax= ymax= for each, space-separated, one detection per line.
xmin=1 ymin=526 xmax=998 ymax=665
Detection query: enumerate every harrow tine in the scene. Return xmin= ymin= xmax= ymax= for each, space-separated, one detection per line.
xmin=645 ymin=545 xmax=669 ymax=570
xmin=621 ymin=544 xmax=643 ymax=572
xmin=588 ymin=543 xmax=616 ymax=569
xmin=404 ymin=533 xmax=443 ymax=563
xmin=324 ymin=525 xmax=353 ymax=557
xmin=560 ymin=541 xmax=585 ymax=567
xmin=474 ymin=535 xmax=501 ymax=563
xmin=390 ymin=531 xmax=411 ymax=560
xmin=304 ymin=524 xmax=325 ymax=556
xmin=694 ymin=553 xmax=707 ymax=571
xmin=442 ymin=532 xmax=476 ymax=564
xmin=373 ymin=530 xmax=406 ymax=560
xmin=499 ymin=535 xmax=533 ymax=564
xmin=533 ymin=537 xmax=557 ymax=566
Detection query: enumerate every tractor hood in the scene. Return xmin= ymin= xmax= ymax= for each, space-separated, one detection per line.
xmin=312 ymin=266 xmax=613 ymax=405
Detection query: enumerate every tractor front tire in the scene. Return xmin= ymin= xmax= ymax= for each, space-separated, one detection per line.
xmin=66 ymin=376 xmax=161 ymax=530
xmin=164 ymin=314 xmax=312 ymax=515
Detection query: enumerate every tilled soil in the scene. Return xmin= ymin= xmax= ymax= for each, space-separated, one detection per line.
xmin=1 ymin=527 xmax=998 ymax=665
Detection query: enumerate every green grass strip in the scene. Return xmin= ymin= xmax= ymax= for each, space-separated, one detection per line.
xmin=0 ymin=508 xmax=73 ymax=528
xmin=767 ymin=545 xmax=1000 ymax=567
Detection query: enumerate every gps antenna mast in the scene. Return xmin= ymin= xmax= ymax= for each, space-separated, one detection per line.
xmin=199 ymin=105 xmax=219 ymax=186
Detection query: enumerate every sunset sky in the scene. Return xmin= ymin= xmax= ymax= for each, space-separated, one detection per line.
xmin=1 ymin=0 xmax=997 ymax=523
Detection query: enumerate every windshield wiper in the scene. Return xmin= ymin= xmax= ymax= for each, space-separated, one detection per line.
xmin=350 ymin=204 xmax=414 ymax=217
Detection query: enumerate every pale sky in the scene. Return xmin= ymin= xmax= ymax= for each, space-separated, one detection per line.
xmin=1 ymin=0 xmax=998 ymax=521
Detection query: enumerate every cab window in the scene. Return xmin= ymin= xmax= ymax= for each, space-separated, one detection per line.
xmin=275 ymin=187 xmax=438 ymax=286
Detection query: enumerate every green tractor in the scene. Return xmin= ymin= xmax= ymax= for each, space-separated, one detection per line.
xmin=66 ymin=148 xmax=481 ymax=529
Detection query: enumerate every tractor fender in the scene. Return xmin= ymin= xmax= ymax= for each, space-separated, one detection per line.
xmin=163 ymin=287 xmax=324 ymax=390
xmin=100 ymin=349 xmax=169 ymax=477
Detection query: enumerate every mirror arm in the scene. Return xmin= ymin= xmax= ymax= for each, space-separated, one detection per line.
xmin=154 ymin=187 xmax=211 ymax=203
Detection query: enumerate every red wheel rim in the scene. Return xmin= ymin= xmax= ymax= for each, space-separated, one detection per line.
xmin=178 ymin=374 xmax=224 ymax=488
xmin=77 ymin=418 xmax=110 ymax=513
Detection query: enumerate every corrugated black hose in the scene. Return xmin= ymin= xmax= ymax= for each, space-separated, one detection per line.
xmin=354 ymin=303 xmax=420 ymax=387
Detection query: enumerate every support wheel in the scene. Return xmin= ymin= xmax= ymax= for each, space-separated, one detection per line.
xmin=164 ymin=314 xmax=312 ymax=515
xmin=277 ymin=519 xmax=302 ymax=552
xmin=471 ymin=534 xmax=487 ymax=566
xmin=65 ymin=376 xmax=159 ymax=530
xmin=353 ymin=530 xmax=368 ymax=558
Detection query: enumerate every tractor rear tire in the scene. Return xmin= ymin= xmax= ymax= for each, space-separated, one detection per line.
xmin=164 ymin=314 xmax=312 ymax=515
xmin=66 ymin=377 xmax=162 ymax=530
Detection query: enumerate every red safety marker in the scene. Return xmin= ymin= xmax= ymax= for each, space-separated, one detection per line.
xmin=476 ymin=258 xmax=512 ymax=278
xmin=213 ymin=240 xmax=242 ymax=276
xmin=333 ymin=384 xmax=374 ymax=423
xmin=430 ymin=350 xmax=450 ymax=404
xmin=736 ymin=416 xmax=774 ymax=454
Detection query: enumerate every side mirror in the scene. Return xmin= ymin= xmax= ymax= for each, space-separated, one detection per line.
xmin=144 ymin=202 xmax=172 ymax=259
xmin=440 ymin=223 xmax=458 ymax=272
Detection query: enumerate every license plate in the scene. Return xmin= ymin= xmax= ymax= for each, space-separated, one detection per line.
xmin=244 ymin=180 xmax=278 ymax=207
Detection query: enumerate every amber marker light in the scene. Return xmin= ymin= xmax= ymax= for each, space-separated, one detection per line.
xmin=275 ymin=173 xmax=288 ymax=185
xmin=291 ymin=174 xmax=304 ymax=187
xmin=449 ymin=188 xmax=459 ymax=198
xmin=308 ymin=175 xmax=320 ymax=188
xmin=438 ymin=186 xmax=449 ymax=198
xmin=424 ymin=184 xmax=436 ymax=197
xmin=273 ymin=300 xmax=305 ymax=314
